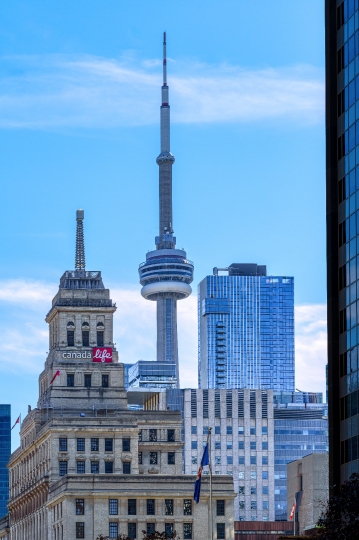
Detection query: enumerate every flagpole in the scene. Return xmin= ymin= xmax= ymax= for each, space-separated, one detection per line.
xmin=209 ymin=427 xmax=213 ymax=540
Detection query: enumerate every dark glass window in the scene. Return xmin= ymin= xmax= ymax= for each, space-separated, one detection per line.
xmin=165 ymin=499 xmax=174 ymax=515
xmin=122 ymin=438 xmax=131 ymax=452
xmin=77 ymin=461 xmax=85 ymax=474
xmin=105 ymin=461 xmax=113 ymax=473
xmin=59 ymin=438 xmax=67 ymax=451
xmin=128 ymin=499 xmax=136 ymax=515
xmin=262 ymin=426 xmax=268 ymax=435
xmin=84 ymin=374 xmax=91 ymax=388
xmin=76 ymin=522 xmax=84 ymax=539
xmin=217 ymin=523 xmax=225 ymax=539
xmin=82 ymin=331 xmax=89 ymax=347
xmin=128 ymin=523 xmax=136 ymax=539
xmin=59 ymin=461 xmax=67 ymax=476
xmin=263 ymin=486 xmax=269 ymax=495
xmin=97 ymin=331 xmax=104 ymax=347
xmin=167 ymin=429 xmax=175 ymax=441
xmin=149 ymin=429 xmax=157 ymax=441
xmin=165 ymin=523 xmax=173 ymax=538
xmin=238 ymin=441 xmax=244 ymax=450
xmin=262 ymin=471 xmax=268 ymax=480
xmin=168 ymin=452 xmax=175 ymax=465
xmin=77 ymin=438 xmax=85 ymax=452
xmin=217 ymin=500 xmax=225 ymax=516
xmin=91 ymin=438 xmax=99 ymax=451
xmin=262 ymin=441 xmax=268 ymax=450
xmin=191 ymin=426 xmax=197 ymax=435
xmin=250 ymin=486 xmax=257 ymax=495
xmin=262 ymin=456 xmax=268 ymax=465
xmin=250 ymin=441 xmax=256 ymax=450
xmin=238 ymin=456 xmax=245 ymax=465
xmin=183 ymin=499 xmax=192 ymax=515
xmin=123 ymin=462 xmax=131 ymax=474
xmin=191 ymin=441 xmax=197 ymax=450
xmin=138 ymin=452 xmax=142 ymax=465
xmin=226 ymin=426 xmax=232 ymax=435
xmin=147 ymin=523 xmax=155 ymax=535
xmin=215 ymin=426 xmax=220 ymax=435
xmin=147 ymin=499 xmax=155 ymax=515
xmin=67 ymin=374 xmax=74 ymax=387
xmin=67 ymin=331 xmax=74 ymax=347
xmin=91 ymin=461 xmax=99 ymax=474
xmin=150 ymin=452 xmax=158 ymax=465
xmin=105 ymin=438 xmax=113 ymax=452
xmin=215 ymin=441 xmax=221 ymax=450
xmin=109 ymin=499 xmax=118 ymax=515
xmin=76 ymin=499 xmax=84 ymax=515
xmin=138 ymin=430 xmax=142 ymax=441
xmin=250 ymin=456 xmax=256 ymax=465
xmin=109 ymin=523 xmax=118 ymax=539
xmin=183 ymin=523 xmax=193 ymax=539
xmin=250 ymin=427 xmax=256 ymax=435
xmin=102 ymin=374 xmax=109 ymax=388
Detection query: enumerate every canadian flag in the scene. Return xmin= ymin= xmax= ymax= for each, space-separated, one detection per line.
xmin=289 ymin=497 xmax=296 ymax=520
xmin=11 ymin=415 xmax=21 ymax=430
xmin=50 ymin=370 xmax=61 ymax=385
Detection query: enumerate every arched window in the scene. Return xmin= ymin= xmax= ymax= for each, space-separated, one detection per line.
xmin=82 ymin=321 xmax=89 ymax=347
xmin=67 ymin=321 xmax=74 ymax=347
xmin=96 ymin=322 xmax=104 ymax=346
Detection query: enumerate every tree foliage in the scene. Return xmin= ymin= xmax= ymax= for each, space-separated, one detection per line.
xmin=316 ymin=472 xmax=359 ymax=540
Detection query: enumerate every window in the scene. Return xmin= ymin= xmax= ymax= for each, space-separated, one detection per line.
xmin=128 ymin=499 xmax=136 ymax=515
xmin=167 ymin=429 xmax=175 ymax=441
xmin=226 ymin=441 xmax=232 ymax=450
xmin=109 ymin=523 xmax=118 ymax=538
xmin=251 ymin=501 xmax=257 ymax=510
xmin=138 ymin=430 xmax=142 ymax=441
xmin=91 ymin=461 xmax=99 ymax=474
xmin=227 ymin=456 xmax=233 ymax=465
xmin=238 ymin=456 xmax=245 ymax=465
xmin=238 ymin=486 xmax=245 ymax=495
xmin=183 ymin=523 xmax=193 ymax=539
xmin=84 ymin=374 xmax=91 ymax=388
xmin=203 ymin=426 xmax=209 ymax=435
xmin=77 ymin=461 xmax=85 ymax=474
xmin=238 ymin=426 xmax=244 ymax=435
xmin=191 ymin=441 xmax=197 ymax=450
xmin=67 ymin=330 xmax=75 ymax=347
xmin=250 ymin=456 xmax=256 ymax=465
xmin=76 ymin=522 xmax=84 ymax=539
xmin=147 ymin=523 xmax=155 ymax=534
xmin=183 ymin=499 xmax=192 ymax=515
xmin=150 ymin=452 xmax=158 ymax=465
xmin=250 ymin=471 xmax=256 ymax=480
xmin=147 ymin=499 xmax=155 ymax=515
xmin=59 ymin=438 xmax=67 ymax=451
xmin=262 ymin=486 xmax=269 ymax=495
xmin=262 ymin=442 xmax=268 ymax=450
xmin=109 ymin=499 xmax=118 ymax=515
xmin=105 ymin=439 xmax=113 ymax=452
xmin=262 ymin=427 xmax=268 ymax=435
xmin=215 ymin=426 xmax=221 ymax=435
xmin=217 ymin=523 xmax=225 ymax=539
xmin=191 ymin=426 xmax=197 ymax=435
xmin=97 ymin=331 xmax=104 ymax=347
xmin=262 ymin=456 xmax=268 ymax=465
xmin=102 ymin=375 xmax=109 ymax=388
xmin=122 ymin=438 xmax=131 ymax=452
xmin=76 ymin=499 xmax=84 ymax=515
xmin=217 ymin=500 xmax=225 ymax=516
xmin=215 ymin=456 xmax=221 ymax=465
xmin=250 ymin=441 xmax=256 ymax=450
xmin=226 ymin=426 xmax=232 ymax=435
xmin=138 ymin=452 xmax=142 ymax=465
xmin=165 ymin=523 xmax=173 ymax=538
xmin=215 ymin=442 xmax=221 ymax=450
xmin=105 ymin=461 xmax=113 ymax=473
xmin=165 ymin=499 xmax=174 ymax=515
xmin=123 ymin=462 xmax=131 ymax=474
xmin=238 ymin=441 xmax=244 ymax=450
xmin=77 ymin=438 xmax=85 ymax=452
xmin=91 ymin=438 xmax=99 ymax=451
xmin=250 ymin=427 xmax=256 ymax=435
xmin=168 ymin=452 xmax=175 ymax=465
xmin=67 ymin=374 xmax=74 ymax=387
xmin=59 ymin=461 xmax=67 ymax=476
xmin=263 ymin=501 xmax=269 ymax=510
xmin=262 ymin=471 xmax=268 ymax=480
xmin=128 ymin=523 xmax=136 ymax=539
xmin=82 ymin=330 xmax=89 ymax=347
xmin=239 ymin=501 xmax=245 ymax=509
xmin=149 ymin=429 xmax=157 ymax=442
xmin=250 ymin=487 xmax=256 ymax=495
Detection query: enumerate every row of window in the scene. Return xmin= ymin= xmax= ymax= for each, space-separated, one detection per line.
xmin=238 ymin=486 xmax=269 ymax=495
xmin=337 ymin=28 xmax=359 ymax=75
xmin=139 ymin=429 xmax=175 ymax=442
xmin=190 ymin=426 xmax=268 ymax=436
xmin=75 ymin=498 xmax=196 ymax=516
xmin=59 ymin=437 xmax=126 ymax=453
xmin=59 ymin=461 xmax=131 ymax=475
xmin=341 ymin=433 xmax=359 ymax=463
xmin=337 ymin=0 xmax=357 ymax=31
xmin=191 ymin=440 xmax=268 ymax=450
xmin=238 ymin=501 xmax=269 ymax=510
xmin=340 ymin=348 xmax=359 ymax=376
xmin=66 ymin=373 xmax=109 ymax=388
xmin=67 ymin=330 xmax=104 ymax=347
xmin=192 ymin=455 xmax=269 ymax=466
xmin=139 ymin=452 xmax=175 ymax=465
xmin=341 ymin=389 xmax=359 ymax=419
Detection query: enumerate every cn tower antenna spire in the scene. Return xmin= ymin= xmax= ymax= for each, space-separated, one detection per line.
xmin=75 ymin=209 xmax=85 ymax=271
xmin=163 ymin=31 xmax=167 ymax=86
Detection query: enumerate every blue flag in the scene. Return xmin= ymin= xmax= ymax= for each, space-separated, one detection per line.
xmin=194 ymin=442 xmax=210 ymax=503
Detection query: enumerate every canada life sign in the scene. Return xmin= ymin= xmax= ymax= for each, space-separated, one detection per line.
xmin=62 ymin=348 xmax=112 ymax=363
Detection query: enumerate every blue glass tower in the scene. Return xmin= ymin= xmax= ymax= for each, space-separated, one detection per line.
xmin=0 ymin=405 xmax=11 ymax=518
xmin=198 ymin=264 xmax=294 ymax=391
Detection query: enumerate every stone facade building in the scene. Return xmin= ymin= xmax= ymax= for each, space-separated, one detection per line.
xmin=1 ymin=212 xmax=235 ymax=540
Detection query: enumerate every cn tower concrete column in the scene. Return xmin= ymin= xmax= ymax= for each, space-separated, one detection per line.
xmin=159 ymin=161 xmax=173 ymax=237
xmin=156 ymin=294 xmax=179 ymax=385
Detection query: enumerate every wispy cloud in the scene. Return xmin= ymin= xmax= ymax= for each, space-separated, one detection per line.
xmin=0 ymin=54 xmax=324 ymax=129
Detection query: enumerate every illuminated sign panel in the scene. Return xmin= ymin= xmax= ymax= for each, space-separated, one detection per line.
xmin=92 ymin=347 xmax=112 ymax=363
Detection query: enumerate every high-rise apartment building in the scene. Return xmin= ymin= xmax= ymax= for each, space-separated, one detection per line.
xmin=0 ymin=405 xmax=10 ymax=518
xmin=326 ymin=0 xmax=359 ymax=488
xmin=138 ymin=34 xmax=194 ymax=387
xmin=198 ymin=264 xmax=294 ymax=392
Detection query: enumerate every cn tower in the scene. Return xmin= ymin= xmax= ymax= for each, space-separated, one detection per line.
xmin=138 ymin=33 xmax=194 ymax=388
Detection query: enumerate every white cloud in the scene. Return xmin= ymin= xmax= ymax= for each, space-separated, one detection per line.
xmin=0 ymin=279 xmax=54 ymax=306
xmin=0 ymin=55 xmax=324 ymax=129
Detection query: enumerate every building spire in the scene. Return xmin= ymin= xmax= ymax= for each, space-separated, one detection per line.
xmin=75 ymin=209 xmax=85 ymax=271
xmin=163 ymin=31 xmax=167 ymax=86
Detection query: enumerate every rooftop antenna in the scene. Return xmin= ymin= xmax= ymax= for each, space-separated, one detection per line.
xmin=75 ymin=209 xmax=86 ymax=271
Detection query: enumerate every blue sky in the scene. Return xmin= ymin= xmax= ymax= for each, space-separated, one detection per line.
xmin=0 ymin=1 xmax=327 ymax=445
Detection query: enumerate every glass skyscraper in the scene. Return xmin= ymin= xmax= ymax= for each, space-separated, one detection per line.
xmin=326 ymin=0 xmax=359 ymax=489
xmin=198 ymin=264 xmax=294 ymax=392
xmin=0 ymin=405 xmax=10 ymax=518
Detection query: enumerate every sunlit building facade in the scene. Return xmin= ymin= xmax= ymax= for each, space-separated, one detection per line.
xmin=0 ymin=405 xmax=10 ymax=518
